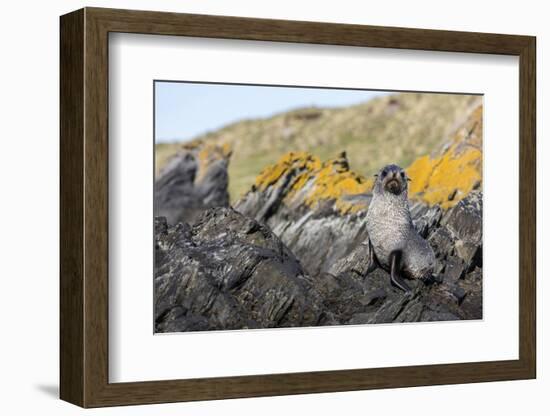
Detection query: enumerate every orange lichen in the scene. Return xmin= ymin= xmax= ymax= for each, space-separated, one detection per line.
xmin=254 ymin=152 xmax=321 ymax=191
xmin=299 ymin=157 xmax=371 ymax=213
xmin=252 ymin=151 xmax=372 ymax=214
xmin=423 ymin=148 xmax=481 ymax=208
xmin=407 ymin=155 xmax=436 ymax=195
xmin=406 ymin=104 xmax=483 ymax=209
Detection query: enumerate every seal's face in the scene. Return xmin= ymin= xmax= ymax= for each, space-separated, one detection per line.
xmin=375 ymin=164 xmax=409 ymax=196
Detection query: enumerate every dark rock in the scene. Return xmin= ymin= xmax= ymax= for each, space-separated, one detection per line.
xmin=443 ymin=191 xmax=483 ymax=245
xmin=155 ymin=188 xmax=483 ymax=330
xmin=273 ymin=212 xmax=371 ymax=277
xmin=411 ymin=203 xmax=442 ymax=238
xmin=362 ymin=288 xmax=387 ymax=306
xmin=451 ymin=285 xmax=467 ymax=304
xmin=428 ymin=226 xmax=455 ymax=259
xmin=154 ymin=153 xmax=199 ymax=225
xmin=432 ymin=258 xmax=446 ymax=277
xmin=420 ymin=309 xmax=460 ymax=322
xmin=197 ymin=158 xmax=230 ymax=208
xmin=454 ymin=240 xmax=481 ymax=270
xmin=155 ymin=151 xmax=230 ymax=225
xmin=458 ymin=283 xmax=482 ymax=319
xmin=347 ymin=312 xmax=376 ymax=325
xmin=394 ymin=299 xmax=425 ymax=323
xmin=457 ymin=267 xmax=483 ymax=319
xmin=327 ymin=240 xmax=376 ymax=278
xmin=465 ymin=266 xmax=482 ymax=282
xmin=317 ymin=271 xmax=374 ymax=324
xmin=441 ymin=256 xmax=466 ymax=283
xmin=155 ymin=208 xmax=324 ymax=332
xmin=367 ymin=292 xmax=416 ymax=324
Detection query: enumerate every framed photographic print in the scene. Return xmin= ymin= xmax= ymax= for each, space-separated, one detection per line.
xmin=60 ymin=7 xmax=536 ymax=408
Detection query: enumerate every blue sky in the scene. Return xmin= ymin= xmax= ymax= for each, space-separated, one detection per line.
xmin=154 ymin=82 xmax=389 ymax=143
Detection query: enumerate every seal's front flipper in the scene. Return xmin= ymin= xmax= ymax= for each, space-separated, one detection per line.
xmin=390 ymin=250 xmax=411 ymax=293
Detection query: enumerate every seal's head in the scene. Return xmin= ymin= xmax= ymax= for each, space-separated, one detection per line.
xmin=373 ymin=164 xmax=410 ymax=197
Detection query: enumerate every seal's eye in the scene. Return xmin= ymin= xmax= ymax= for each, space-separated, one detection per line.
xmin=381 ymin=169 xmax=387 ymax=178
xmin=400 ymin=171 xmax=405 ymax=178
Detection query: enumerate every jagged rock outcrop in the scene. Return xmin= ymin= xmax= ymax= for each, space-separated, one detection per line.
xmin=154 ymin=143 xmax=231 ymax=225
xmin=155 ymin=208 xmax=325 ymax=332
xmin=155 ymin=190 xmax=482 ymax=332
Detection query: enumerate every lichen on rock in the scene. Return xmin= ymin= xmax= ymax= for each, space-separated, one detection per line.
xmin=407 ymin=105 xmax=483 ymax=209
xmin=240 ymin=151 xmax=373 ymax=219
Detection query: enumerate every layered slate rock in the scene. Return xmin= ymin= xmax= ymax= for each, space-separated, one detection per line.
xmin=154 ymin=143 xmax=231 ymax=225
xmin=154 ymin=208 xmax=325 ymax=332
xmin=155 ymin=191 xmax=483 ymax=331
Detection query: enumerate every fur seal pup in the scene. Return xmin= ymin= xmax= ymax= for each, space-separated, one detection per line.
xmin=366 ymin=164 xmax=435 ymax=292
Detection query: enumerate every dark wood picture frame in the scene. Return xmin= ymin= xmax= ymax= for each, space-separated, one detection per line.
xmin=60 ymin=7 xmax=536 ymax=408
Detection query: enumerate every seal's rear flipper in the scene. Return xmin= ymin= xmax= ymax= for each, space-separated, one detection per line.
xmin=390 ymin=250 xmax=412 ymax=293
